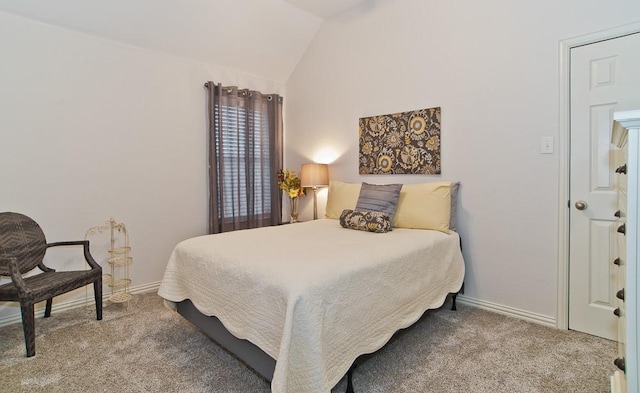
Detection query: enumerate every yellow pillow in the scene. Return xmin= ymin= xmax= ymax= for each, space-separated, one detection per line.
xmin=324 ymin=180 xmax=362 ymax=219
xmin=393 ymin=182 xmax=451 ymax=232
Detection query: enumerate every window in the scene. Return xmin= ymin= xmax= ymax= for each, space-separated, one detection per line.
xmin=207 ymin=83 xmax=283 ymax=233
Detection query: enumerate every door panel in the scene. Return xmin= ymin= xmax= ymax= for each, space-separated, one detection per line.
xmin=569 ymin=33 xmax=640 ymax=340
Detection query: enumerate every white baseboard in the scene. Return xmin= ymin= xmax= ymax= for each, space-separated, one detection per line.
xmin=1 ymin=284 xmax=557 ymax=330
xmin=457 ymin=294 xmax=557 ymax=328
xmin=0 ymin=281 xmax=161 ymax=328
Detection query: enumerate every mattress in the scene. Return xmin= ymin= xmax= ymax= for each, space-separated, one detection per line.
xmin=158 ymin=219 xmax=464 ymax=393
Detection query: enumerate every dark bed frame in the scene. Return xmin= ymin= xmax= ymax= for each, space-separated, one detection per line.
xmin=176 ymin=286 xmax=463 ymax=393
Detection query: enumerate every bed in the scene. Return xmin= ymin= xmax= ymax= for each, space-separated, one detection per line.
xmin=158 ymin=180 xmax=465 ymax=393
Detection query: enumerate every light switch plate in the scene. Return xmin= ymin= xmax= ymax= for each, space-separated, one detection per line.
xmin=541 ymin=136 xmax=554 ymax=154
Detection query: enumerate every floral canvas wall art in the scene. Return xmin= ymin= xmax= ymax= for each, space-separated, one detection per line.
xmin=359 ymin=107 xmax=441 ymax=175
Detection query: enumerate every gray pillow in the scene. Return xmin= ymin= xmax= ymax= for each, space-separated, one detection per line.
xmin=355 ymin=182 xmax=402 ymax=218
xmin=450 ymin=181 xmax=460 ymax=231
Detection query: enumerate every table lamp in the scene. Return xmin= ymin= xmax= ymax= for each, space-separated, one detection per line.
xmin=301 ymin=163 xmax=329 ymax=220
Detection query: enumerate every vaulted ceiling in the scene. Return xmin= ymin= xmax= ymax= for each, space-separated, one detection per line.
xmin=284 ymin=0 xmax=372 ymax=19
xmin=0 ymin=0 xmax=373 ymax=82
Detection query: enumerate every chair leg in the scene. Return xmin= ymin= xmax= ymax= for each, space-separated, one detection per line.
xmin=94 ymin=279 xmax=103 ymax=321
xmin=20 ymin=304 xmax=36 ymax=357
xmin=44 ymin=298 xmax=53 ymax=318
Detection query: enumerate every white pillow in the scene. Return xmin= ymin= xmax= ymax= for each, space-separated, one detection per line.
xmin=393 ymin=181 xmax=452 ymax=232
xmin=324 ymin=180 xmax=362 ymax=219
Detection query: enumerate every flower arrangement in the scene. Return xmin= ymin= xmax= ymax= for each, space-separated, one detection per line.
xmin=277 ymin=169 xmax=305 ymax=198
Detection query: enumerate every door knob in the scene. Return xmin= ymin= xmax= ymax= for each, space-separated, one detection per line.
xmin=574 ymin=201 xmax=588 ymax=210
xmin=616 ymin=164 xmax=627 ymax=174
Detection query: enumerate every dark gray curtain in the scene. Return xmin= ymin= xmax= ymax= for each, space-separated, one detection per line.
xmin=207 ymin=82 xmax=283 ymax=234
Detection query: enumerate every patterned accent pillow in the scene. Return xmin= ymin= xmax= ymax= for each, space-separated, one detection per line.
xmin=339 ymin=209 xmax=393 ymax=233
xmin=355 ymin=182 xmax=402 ymax=218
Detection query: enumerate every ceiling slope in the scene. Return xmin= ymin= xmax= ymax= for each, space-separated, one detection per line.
xmin=284 ymin=0 xmax=373 ymax=19
xmin=0 ymin=0 xmax=327 ymax=82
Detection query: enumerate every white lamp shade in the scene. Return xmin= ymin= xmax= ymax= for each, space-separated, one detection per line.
xmin=301 ymin=163 xmax=329 ymax=187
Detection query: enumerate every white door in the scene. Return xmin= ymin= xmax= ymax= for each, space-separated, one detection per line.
xmin=569 ymin=32 xmax=640 ymax=340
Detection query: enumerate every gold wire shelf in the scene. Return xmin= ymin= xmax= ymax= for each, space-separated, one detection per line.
xmin=107 ymin=256 xmax=133 ymax=267
xmin=85 ymin=217 xmax=133 ymax=308
xmin=108 ymin=246 xmax=131 ymax=255
xmin=109 ymin=292 xmax=133 ymax=304
xmin=107 ymin=278 xmax=131 ymax=290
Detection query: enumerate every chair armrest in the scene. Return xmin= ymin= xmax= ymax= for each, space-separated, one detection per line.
xmin=47 ymin=240 xmax=101 ymax=270
xmin=2 ymin=256 xmax=31 ymax=298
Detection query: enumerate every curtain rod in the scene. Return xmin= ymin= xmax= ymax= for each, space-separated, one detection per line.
xmin=202 ymin=82 xmax=281 ymax=102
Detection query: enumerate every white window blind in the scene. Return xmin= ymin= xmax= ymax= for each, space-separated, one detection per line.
xmin=215 ymin=104 xmax=272 ymax=220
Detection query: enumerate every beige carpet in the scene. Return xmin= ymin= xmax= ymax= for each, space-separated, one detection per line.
xmin=0 ymin=292 xmax=616 ymax=392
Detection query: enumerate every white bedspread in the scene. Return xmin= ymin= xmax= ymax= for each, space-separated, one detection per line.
xmin=158 ymin=219 xmax=464 ymax=393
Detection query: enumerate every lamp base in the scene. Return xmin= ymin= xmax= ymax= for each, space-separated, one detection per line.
xmin=313 ymin=187 xmax=318 ymax=220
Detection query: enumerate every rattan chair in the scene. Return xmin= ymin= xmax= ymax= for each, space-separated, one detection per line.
xmin=0 ymin=212 xmax=102 ymax=357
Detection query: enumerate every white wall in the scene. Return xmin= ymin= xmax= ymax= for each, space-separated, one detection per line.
xmin=0 ymin=11 xmax=284 ymax=321
xmin=285 ymin=0 xmax=640 ymax=319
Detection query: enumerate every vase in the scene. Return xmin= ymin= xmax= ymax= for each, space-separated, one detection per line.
xmin=289 ymin=197 xmax=299 ymax=223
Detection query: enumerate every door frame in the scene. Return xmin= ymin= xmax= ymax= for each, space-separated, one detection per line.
xmin=557 ymin=21 xmax=640 ymax=330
